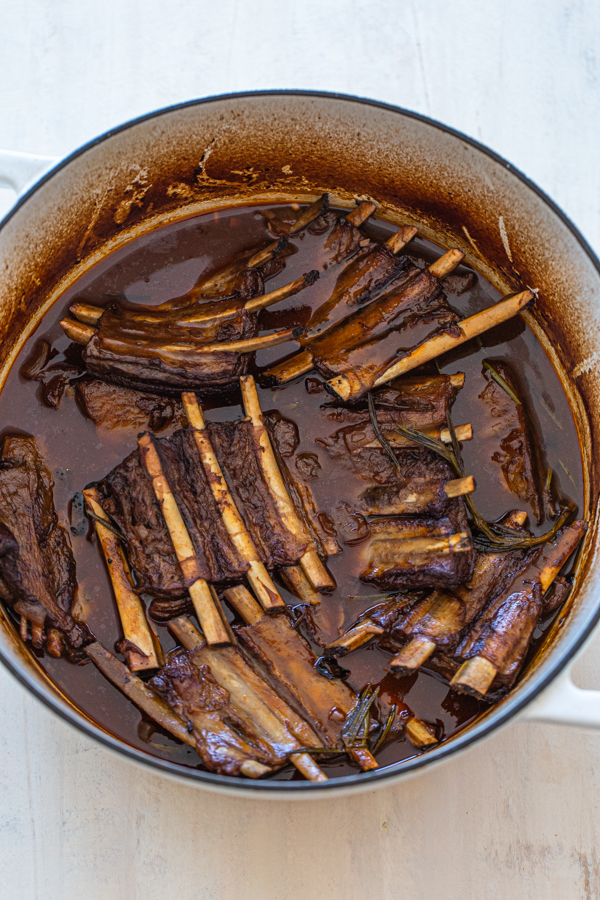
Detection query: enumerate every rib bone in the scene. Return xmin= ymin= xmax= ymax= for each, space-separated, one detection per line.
xmin=138 ymin=433 xmax=232 ymax=645
xmin=327 ymin=290 xmax=534 ymax=401
xmin=288 ymin=193 xmax=330 ymax=234
xmin=384 ymin=225 xmax=418 ymax=255
xmin=83 ymin=487 xmax=161 ymax=671
xmin=361 ymin=422 xmax=473 ymax=450
xmin=263 ymin=247 xmax=466 ymax=386
xmin=71 ymin=303 xmax=103 ymax=325
xmin=170 ymin=615 xmax=327 ymax=781
xmin=86 ymin=640 xmax=271 ymax=778
xmin=224 ymin=585 xmax=378 ymax=771
xmin=72 ymin=272 xmax=320 ymax=332
xmin=389 ymin=511 xmax=530 ymax=675
xmin=60 ymin=319 xmax=95 ymax=344
xmin=181 ymin=392 xmax=286 ymax=611
xmin=60 ymin=316 xmax=302 ymax=356
xmin=345 ymin=201 xmax=377 ymax=227
xmin=239 ymin=374 xmax=334 ymax=592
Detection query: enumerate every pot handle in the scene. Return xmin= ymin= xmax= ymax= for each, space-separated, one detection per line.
xmin=0 ymin=148 xmax=59 ymax=196
xmin=523 ymin=659 xmax=600 ymax=728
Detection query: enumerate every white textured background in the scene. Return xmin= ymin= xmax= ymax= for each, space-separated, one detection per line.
xmin=2 ymin=2 xmax=600 ymax=898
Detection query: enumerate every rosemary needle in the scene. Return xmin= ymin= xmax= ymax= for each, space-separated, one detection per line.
xmin=368 ymin=392 xmax=402 ymax=471
xmin=86 ymin=508 xmax=127 ymax=542
xmin=482 ymin=360 xmax=521 ymax=405
xmin=391 ymin=412 xmax=571 ymax=551
xmin=342 ymin=684 xmax=380 ymax=749
xmin=373 ymin=705 xmax=397 ymax=753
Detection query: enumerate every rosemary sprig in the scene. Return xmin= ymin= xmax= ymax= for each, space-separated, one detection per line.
xmin=373 ymin=704 xmax=397 ymax=753
xmin=368 ymin=392 xmax=402 ymax=471
xmin=390 ymin=413 xmax=572 ymax=551
xmin=341 ymin=684 xmax=380 ymax=749
xmin=482 ymin=360 xmax=521 ymax=405
xmin=85 ymin=508 xmax=127 ymax=542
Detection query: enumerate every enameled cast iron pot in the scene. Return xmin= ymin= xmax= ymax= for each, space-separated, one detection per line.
xmin=1 ymin=91 xmax=600 ymax=798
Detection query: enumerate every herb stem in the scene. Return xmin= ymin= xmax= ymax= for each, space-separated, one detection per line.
xmin=482 ymin=360 xmax=521 ymax=404
xmin=373 ymin=705 xmax=397 ymax=753
xmin=391 ymin=413 xmax=572 ymax=551
xmin=368 ymin=392 xmax=403 ymax=471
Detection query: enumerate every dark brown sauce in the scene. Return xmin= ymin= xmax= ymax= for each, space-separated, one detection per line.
xmin=0 ymin=203 xmax=584 ymax=779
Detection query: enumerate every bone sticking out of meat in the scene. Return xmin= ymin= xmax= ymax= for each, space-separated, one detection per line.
xmin=86 ymin=640 xmax=272 ymax=778
xmin=326 ymin=593 xmax=418 ymax=657
xmin=244 ymin=271 xmax=319 ymax=312
xmin=445 ymin=476 xmax=476 ymax=498
xmin=450 ymin=519 xmax=587 ymax=698
xmin=83 ymin=487 xmax=161 ymax=671
xmin=361 ymin=423 xmax=473 ymax=450
xmin=359 ymin=476 xmax=475 ymax=519
xmin=361 ymin=529 xmax=474 ymax=592
xmin=404 ymin=717 xmax=439 ymax=749
xmin=239 ymin=374 xmax=334 ymax=592
xmin=389 ymin=511 xmax=529 ymax=675
xmin=60 ymin=319 xmax=95 ymax=344
xmin=97 ymin=441 xmax=250 ymax=601
xmin=360 ymin=500 xmax=475 ymax=592
xmin=224 ymin=585 xmax=378 ymax=770
xmin=71 ymin=271 xmax=320 ymax=330
xmin=71 ymin=303 xmax=103 ymax=325
xmin=140 ymin=327 xmax=301 ymax=356
xmin=328 ymin=289 xmax=535 ymax=401
xmin=138 ymin=433 xmax=231 ymax=645
xmin=428 ymin=249 xmax=465 ymax=279
xmin=263 ymin=248 xmax=464 ymax=386
xmin=169 ymin=615 xmax=328 ymax=781
xmin=327 ymin=619 xmax=385 ymax=655
xmin=287 ymin=193 xmax=330 ymax=234
xmin=384 ymin=225 xmax=419 ymax=254
xmin=303 ymin=222 xmax=419 ymax=338
xmin=345 ymin=201 xmax=377 ymax=227
xmin=279 ymin=565 xmax=322 ymax=605
xmin=60 ymin=315 xmax=301 ymax=354
xmin=246 ymin=235 xmax=289 ymax=269
xmin=181 ymin=393 xmax=286 ymax=611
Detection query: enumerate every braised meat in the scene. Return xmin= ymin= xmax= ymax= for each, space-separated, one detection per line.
xmin=150 ymin=649 xmax=280 ymax=774
xmin=317 ymin=374 xmax=462 ymax=487
xmin=76 ymin=379 xmax=187 ymax=432
xmin=0 ymin=436 xmax=89 ymax=654
xmin=390 ymin=547 xmax=533 ymax=655
xmin=359 ymin=502 xmax=475 ymax=591
xmin=303 ymin=268 xmax=459 ymax=383
xmin=454 ymin=520 xmax=586 ymax=689
xmin=83 ymin=330 xmax=258 ymax=396
xmin=99 ymin=432 xmax=250 ymax=600
xmin=209 ymin=419 xmax=309 ymax=568
xmin=478 ymin=359 xmax=550 ymax=523
xmin=304 ymin=236 xmax=414 ymax=336
xmin=358 ymin=477 xmax=464 ymax=518
xmin=62 ymin=238 xmax=306 ymax=397
xmin=322 ymin=373 xmax=462 ymax=431
xmin=236 ymin=612 xmax=362 ymax=748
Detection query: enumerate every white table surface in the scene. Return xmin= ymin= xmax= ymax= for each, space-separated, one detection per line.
xmin=2 ymin=2 xmax=600 ymax=897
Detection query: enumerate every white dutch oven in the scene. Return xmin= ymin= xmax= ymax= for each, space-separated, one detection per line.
xmin=0 ymin=92 xmax=599 ymax=798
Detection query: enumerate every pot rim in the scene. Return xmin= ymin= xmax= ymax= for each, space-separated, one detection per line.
xmin=1 ymin=88 xmax=599 ymax=795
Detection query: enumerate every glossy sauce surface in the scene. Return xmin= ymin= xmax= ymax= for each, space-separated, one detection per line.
xmin=0 ymin=203 xmax=584 ymax=778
